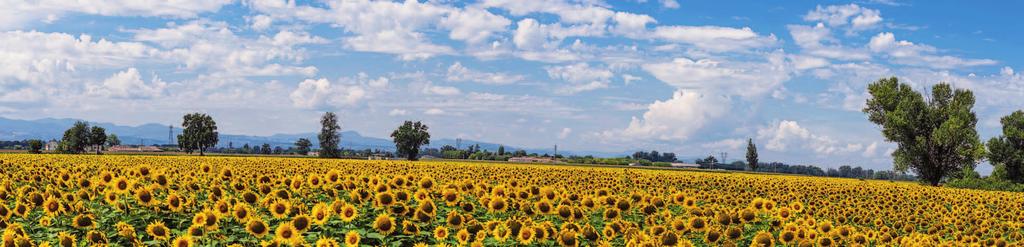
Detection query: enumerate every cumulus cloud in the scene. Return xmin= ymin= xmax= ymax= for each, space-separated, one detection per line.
xmin=804 ymin=4 xmax=883 ymax=31
xmin=787 ymin=23 xmax=870 ymax=61
xmin=558 ymin=127 xmax=573 ymax=139
xmin=547 ymin=63 xmax=614 ymax=94
xmin=87 ymin=68 xmax=166 ymax=99
xmin=605 ymin=90 xmax=729 ymax=141
xmin=867 ymin=32 xmax=997 ymax=69
xmin=446 ymin=62 xmax=524 ymax=85
xmin=757 ymin=120 xmax=864 ymax=155
xmin=652 ymin=25 xmax=777 ymax=52
xmin=0 ymin=0 xmax=231 ymax=30
xmin=289 ymin=74 xmax=389 ymax=109
xmin=132 ymin=21 xmax=323 ymax=76
xmin=641 ymin=53 xmax=790 ymax=97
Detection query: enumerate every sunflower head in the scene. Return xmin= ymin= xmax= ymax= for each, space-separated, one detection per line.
xmin=344 ymin=230 xmax=360 ymax=247
xmin=147 ymin=221 xmax=171 ymax=241
xmin=372 ymin=213 xmax=396 ymax=235
xmin=246 ymin=219 xmax=270 ymax=238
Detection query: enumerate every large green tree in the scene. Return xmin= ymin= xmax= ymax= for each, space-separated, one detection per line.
xmin=177 ymin=113 xmax=219 ymax=155
xmin=60 ymin=121 xmax=91 ymax=154
xmin=391 ymin=121 xmax=431 ymax=161
xmin=294 ymin=138 xmax=313 ymax=156
xmin=318 ymin=112 xmax=341 ymax=158
xmin=987 ymin=110 xmax=1024 ymax=183
xmin=27 ymin=140 xmax=43 ymax=154
xmin=746 ymin=138 xmax=759 ymax=171
xmin=107 ymin=134 xmax=121 ymax=146
xmin=90 ymin=126 xmax=107 ymax=154
xmin=863 ymin=77 xmax=984 ymax=186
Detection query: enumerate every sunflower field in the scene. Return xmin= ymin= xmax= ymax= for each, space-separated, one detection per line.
xmin=0 ymin=154 xmax=1022 ymax=247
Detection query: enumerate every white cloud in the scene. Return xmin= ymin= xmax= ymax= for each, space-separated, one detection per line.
xmin=622 ymin=74 xmax=642 ymax=85
xmin=440 ymin=7 xmax=511 ymax=44
xmin=607 ymin=90 xmax=729 ymax=141
xmin=660 ymin=0 xmax=680 ymax=9
xmin=547 ymin=62 xmax=614 ymax=94
xmin=757 ymin=120 xmax=863 ymax=155
xmin=249 ymin=15 xmax=273 ymax=31
xmin=289 ymin=74 xmax=389 ymax=109
xmin=345 ymin=30 xmax=455 ymax=60
xmin=702 ymin=138 xmax=747 ymax=150
xmin=787 ymin=24 xmax=870 ymax=61
xmin=804 ymin=4 xmax=883 ymax=31
xmin=862 ymin=141 xmax=879 ymax=157
xmin=652 ymin=25 xmax=777 ymax=52
xmin=388 ymin=109 xmax=408 ymax=116
xmin=446 ymin=62 xmax=524 ymax=85
xmin=558 ymin=127 xmax=573 ymax=139
xmin=642 ymin=53 xmax=790 ymax=97
xmin=424 ymin=108 xmax=446 ymax=115
xmin=132 ymin=21 xmax=322 ymax=76
xmin=421 ymin=83 xmax=462 ymax=96
xmin=0 ymin=0 xmax=231 ymax=30
xmin=87 ymin=68 xmax=166 ymax=99
xmin=868 ymin=32 xmax=997 ymax=69
xmin=0 ymin=30 xmax=157 ymax=97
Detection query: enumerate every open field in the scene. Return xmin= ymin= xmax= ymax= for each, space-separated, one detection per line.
xmin=0 ymin=154 xmax=1021 ymax=246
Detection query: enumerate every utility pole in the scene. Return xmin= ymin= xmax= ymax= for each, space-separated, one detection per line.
xmin=719 ymin=151 xmax=728 ymax=165
xmin=554 ymin=145 xmax=558 ymax=157
xmin=168 ymin=125 xmax=173 ymax=146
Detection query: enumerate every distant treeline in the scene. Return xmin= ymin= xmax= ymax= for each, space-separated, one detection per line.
xmin=709 ymin=161 xmax=916 ymax=181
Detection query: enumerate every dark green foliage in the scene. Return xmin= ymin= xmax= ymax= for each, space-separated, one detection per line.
xmin=391 ymin=121 xmax=430 ymax=161
xmin=60 ymin=121 xmax=91 ymax=154
xmin=862 ymin=77 xmax=984 ymax=185
xmin=90 ymin=126 xmax=107 ymax=154
xmin=986 ymin=110 xmax=1024 ymax=183
xmin=106 ymin=134 xmax=121 ymax=146
xmin=294 ymin=138 xmax=313 ymax=156
xmin=177 ymin=113 xmax=219 ymax=155
xmin=318 ymin=112 xmax=341 ymax=158
xmin=27 ymin=140 xmax=43 ymax=154
xmin=746 ymin=138 xmax=758 ymax=171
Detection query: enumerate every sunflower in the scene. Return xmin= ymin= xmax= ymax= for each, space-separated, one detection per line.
xmin=73 ymin=214 xmax=96 ymax=229
xmin=315 ymin=237 xmax=340 ymax=247
xmin=402 ymin=221 xmax=420 ymax=235
xmin=779 ymin=230 xmax=797 ymax=244
xmin=247 ymin=219 xmax=270 ymax=238
xmin=446 ymin=211 xmax=464 ymax=228
xmin=171 ymin=235 xmax=193 ymax=247
xmin=86 ymin=230 xmax=107 ymax=244
xmin=233 ymin=203 xmax=252 ymax=222
xmin=111 ymin=177 xmax=131 ymax=194
xmin=492 ymin=222 xmax=511 ymax=242
xmin=750 ymin=231 xmax=774 ymax=247
xmin=292 ymin=214 xmax=312 ymax=232
xmin=147 ymin=221 xmax=171 ymax=241
xmin=115 ymin=221 xmax=136 ymax=237
xmin=375 ymin=191 xmax=396 ymax=208
xmin=817 ymin=236 xmax=835 ymax=246
xmin=311 ymin=203 xmax=330 ymax=225
xmin=517 ymin=225 xmax=537 ymax=244
xmin=433 ymin=226 xmax=450 ymax=241
xmin=269 ymin=199 xmax=291 ymax=219
xmin=372 ymin=213 xmax=396 ymax=236
xmin=275 ymin=223 xmax=300 ymax=245
xmin=688 ymin=217 xmax=707 ymax=232
xmin=557 ymin=230 xmax=579 ymax=247
xmin=167 ymin=193 xmax=185 ymax=212
xmin=57 ymin=231 xmax=76 ymax=247
xmin=41 ymin=196 xmax=61 ymax=216
xmin=705 ymin=228 xmax=722 ymax=243
xmin=725 ymin=226 xmax=743 ymax=241
xmin=456 ymin=228 xmax=472 ymax=245
xmin=488 ymin=196 xmax=508 ymax=212
xmin=339 ymin=203 xmax=358 ymax=222
xmin=135 ymin=186 xmax=155 ymax=206
xmin=344 ymin=230 xmax=360 ymax=247
xmin=535 ymin=200 xmax=554 ymax=215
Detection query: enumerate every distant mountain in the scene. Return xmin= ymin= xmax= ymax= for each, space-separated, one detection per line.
xmin=0 ymin=117 xmax=628 ymax=157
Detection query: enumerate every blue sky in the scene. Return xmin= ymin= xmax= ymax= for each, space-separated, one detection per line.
xmin=1 ymin=0 xmax=1021 ymax=172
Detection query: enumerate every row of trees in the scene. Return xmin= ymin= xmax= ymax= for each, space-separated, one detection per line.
xmin=631 ymin=150 xmax=677 ymax=162
xmin=316 ymin=112 xmax=431 ymax=160
xmin=57 ymin=121 xmax=120 ymax=154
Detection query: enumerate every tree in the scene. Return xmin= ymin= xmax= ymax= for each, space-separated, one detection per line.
xmin=987 ymin=110 xmax=1024 ymax=183
xmin=746 ymin=138 xmax=759 ymax=171
xmin=89 ymin=126 xmax=107 ymax=154
xmin=294 ymin=138 xmax=313 ymax=155
xmin=107 ymin=134 xmax=121 ymax=146
xmin=60 ymin=121 xmax=91 ymax=154
xmin=177 ymin=113 xmax=219 ymax=155
xmin=261 ymin=143 xmax=272 ymax=155
xmin=863 ymin=77 xmax=984 ymax=185
xmin=27 ymin=140 xmax=43 ymax=154
xmin=497 ymin=145 xmax=505 ymax=156
xmin=319 ymin=112 xmax=341 ymax=158
xmin=391 ymin=121 xmax=431 ymax=161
